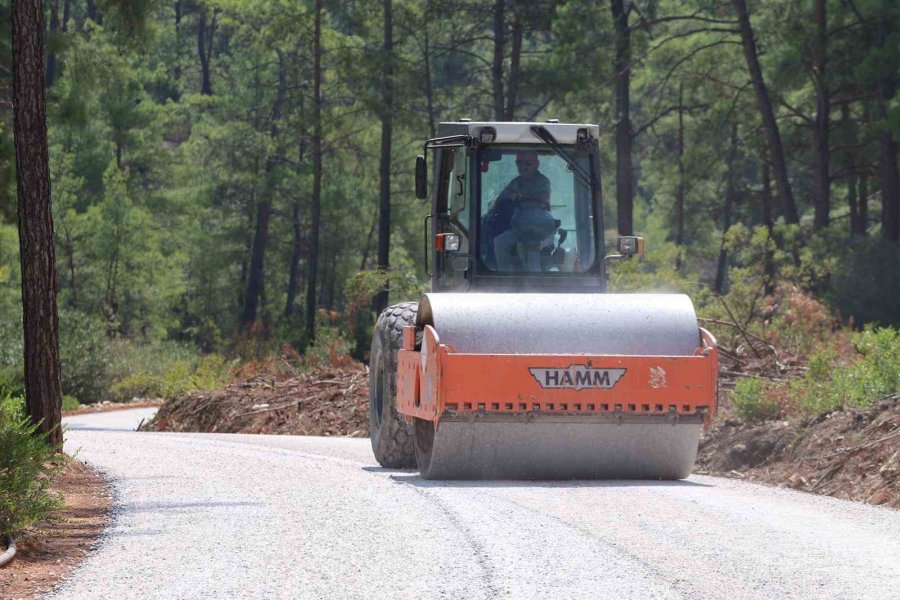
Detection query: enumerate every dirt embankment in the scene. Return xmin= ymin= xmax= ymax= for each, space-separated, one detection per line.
xmin=697 ymin=396 xmax=900 ymax=508
xmin=142 ymin=363 xmax=369 ymax=437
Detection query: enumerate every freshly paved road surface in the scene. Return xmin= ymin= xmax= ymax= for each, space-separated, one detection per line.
xmin=52 ymin=409 xmax=900 ymax=600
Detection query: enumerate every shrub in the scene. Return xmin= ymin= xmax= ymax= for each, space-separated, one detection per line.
xmin=826 ymin=234 xmax=900 ymax=328
xmin=731 ymin=376 xmax=782 ymax=422
xmin=0 ymin=393 xmax=66 ymax=537
xmin=109 ymin=351 xmax=232 ymax=401
xmin=61 ymin=395 xmax=81 ymax=412
xmin=0 ymin=366 xmax=23 ymax=398
xmin=58 ymin=308 xmax=113 ymax=404
xmin=794 ymin=327 xmax=900 ymax=415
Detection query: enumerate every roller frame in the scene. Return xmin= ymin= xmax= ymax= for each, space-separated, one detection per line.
xmin=397 ymin=324 xmax=718 ymax=427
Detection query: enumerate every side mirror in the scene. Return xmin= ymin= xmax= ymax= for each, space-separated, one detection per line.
xmin=617 ymin=236 xmax=645 ymax=257
xmin=415 ymin=155 xmax=427 ymax=200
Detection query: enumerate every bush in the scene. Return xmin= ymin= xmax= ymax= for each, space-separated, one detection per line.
xmin=826 ymin=234 xmax=900 ymax=328
xmin=58 ymin=308 xmax=113 ymax=404
xmin=109 ymin=351 xmax=231 ymax=401
xmin=0 ymin=393 xmax=66 ymax=537
xmin=731 ymin=376 xmax=782 ymax=422
xmin=61 ymin=395 xmax=81 ymax=412
xmin=795 ymin=327 xmax=900 ymax=415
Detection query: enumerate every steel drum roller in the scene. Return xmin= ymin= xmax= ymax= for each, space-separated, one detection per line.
xmin=413 ymin=293 xmax=705 ymax=480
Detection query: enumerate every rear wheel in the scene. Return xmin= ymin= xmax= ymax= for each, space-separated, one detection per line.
xmin=368 ymin=302 xmax=418 ymax=468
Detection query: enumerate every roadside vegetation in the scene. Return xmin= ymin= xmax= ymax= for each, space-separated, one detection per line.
xmin=0 ymin=393 xmax=66 ymax=538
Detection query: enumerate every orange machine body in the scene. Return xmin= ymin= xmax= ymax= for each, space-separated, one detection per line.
xmin=396 ymin=325 xmax=718 ymax=427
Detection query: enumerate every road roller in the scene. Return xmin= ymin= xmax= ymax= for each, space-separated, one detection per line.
xmin=368 ymin=121 xmax=717 ymax=479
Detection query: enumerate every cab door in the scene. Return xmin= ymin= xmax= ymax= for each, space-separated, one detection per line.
xmin=431 ymin=147 xmax=471 ymax=291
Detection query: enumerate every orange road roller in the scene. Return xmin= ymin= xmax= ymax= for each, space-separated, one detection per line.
xmin=369 ymin=121 xmax=717 ymax=479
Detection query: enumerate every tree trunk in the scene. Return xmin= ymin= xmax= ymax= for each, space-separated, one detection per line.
xmin=306 ymin=0 xmax=324 ymax=340
xmin=62 ymin=226 xmax=78 ymax=303
xmin=879 ymin=115 xmax=899 ymax=242
xmin=374 ymin=0 xmax=393 ymax=315
xmin=45 ymin=0 xmax=60 ymax=87
xmin=611 ymin=0 xmax=633 ymax=235
xmin=504 ymin=11 xmax=523 ymax=120
xmin=675 ymin=81 xmax=685 ymax=272
xmin=423 ymin=25 xmax=436 ymax=138
xmin=877 ymin=14 xmax=899 ymax=242
xmin=242 ymin=57 xmax=286 ymax=328
xmin=811 ymin=0 xmax=829 ymax=230
xmin=12 ymin=0 xmax=63 ymax=448
xmin=198 ymin=9 xmax=213 ymax=96
xmin=242 ymin=203 xmax=269 ymax=328
xmin=285 ymin=200 xmax=303 ymax=318
xmin=86 ymin=0 xmax=100 ymax=24
xmin=732 ymin=0 xmax=799 ymax=224
xmin=715 ymin=125 xmax=739 ymax=294
xmin=841 ymin=104 xmax=862 ymax=236
xmin=761 ymin=160 xmax=775 ymax=295
xmin=491 ymin=0 xmax=506 ymax=121
xmin=859 ymin=173 xmax=868 ymax=234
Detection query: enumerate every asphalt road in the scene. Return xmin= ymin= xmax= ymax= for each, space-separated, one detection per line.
xmin=52 ymin=408 xmax=900 ymax=600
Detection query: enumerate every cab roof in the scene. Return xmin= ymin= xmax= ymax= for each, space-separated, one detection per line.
xmin=436 ymin=121 xmax=600 ymax=145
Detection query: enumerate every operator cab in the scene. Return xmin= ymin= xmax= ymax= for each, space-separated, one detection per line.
xmin=418 ymin=121 xmax=637 ymax=293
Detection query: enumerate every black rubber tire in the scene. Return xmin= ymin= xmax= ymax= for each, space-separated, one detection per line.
xmin=368 ymin=301 xmax=418 ymax=468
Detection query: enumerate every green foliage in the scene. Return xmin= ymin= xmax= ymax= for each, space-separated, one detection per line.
xmin=58 ymin=309 xmax=113 ymax=404
xmin=109 ymin=350 xmax=232 ymax=402
xmin=61 ymin=395 xmax=81 ymax=412
xmin=731 ymin=377 xmax=783 ymax=423
xmin=827 ymin=234 xmax=900 ymax=327
xmin=304 ymin=312 xmax=353 ymax=368
xmin=792 ymin=327 xmax=900 ymax=415
xmin=0 ymin=393 xmax=66 ymax=537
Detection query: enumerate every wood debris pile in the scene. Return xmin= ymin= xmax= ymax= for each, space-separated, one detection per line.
xmin=143 ymin=363 xmax=370 ymax=437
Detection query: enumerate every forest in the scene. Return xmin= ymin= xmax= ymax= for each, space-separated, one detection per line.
xmin=0 ymin=0 xmax=899 ymax=407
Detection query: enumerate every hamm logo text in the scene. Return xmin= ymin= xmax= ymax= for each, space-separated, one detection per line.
xmin=529 ymin=366 xmax=627 ymax=390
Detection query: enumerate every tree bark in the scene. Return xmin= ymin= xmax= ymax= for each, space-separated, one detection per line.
xmin=504 ymin=11 xmax=523 ymax=120
xmin=877 ymin=15 xmax=899 ymax=242
xmin=423 ymin=25 xmax=436 ymax=138
xmin=811 ymin=0 xmax=830 ymax=230
xmin=242 ymin=57 xmax=286 ymax=328
xmin=611 ymin=0 xmax=634 ymax=235
xmin=45 ymin=0 xmax=60 ymax=87
xmin=284 ymin=200 xmax=304 ymax=318
xmin=878 ymin=109 xmax=899 ymax=242
xmin=715 ymin=125 xmax=739 ymax=294
xmin=85 ymin=0 xmax=100 ymax=24
xmin=12 ymin=0 xmax=63 ymax=448
xmin=198 ymin=9 xmax=213 ymax=96
xmin=761 ymin=160 xmax=775 ymax=295
xmin=675 ymin=81 xmax=685 ymax=272
xmin=732 ymin=0 xmax=799 ymax=224
xmin=306 ymin=0 xmax=324 ymax=340
xmin=841 ymin=104 xmax=863 ymax=236
xmin=859 ymin=173 xmax=868 ymax=235
xmin=374 ymin=0 xmax=393 ymax=315
xmin=491 ymin=0 xmax=506 ymax=121
xmin=62 ymin=226 xmax=78 ymax=303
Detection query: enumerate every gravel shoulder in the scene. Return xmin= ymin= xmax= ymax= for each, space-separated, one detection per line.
xmin=53 ymin=408 xmax=900 ymax=600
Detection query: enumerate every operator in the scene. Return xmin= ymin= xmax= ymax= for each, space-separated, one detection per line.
xmin=484 ymin=150 xmax=555 ymax=272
